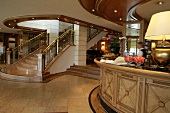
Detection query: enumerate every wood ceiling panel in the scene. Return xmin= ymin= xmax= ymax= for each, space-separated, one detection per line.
xmin=79 ymin=0 xmax=150 ymax=25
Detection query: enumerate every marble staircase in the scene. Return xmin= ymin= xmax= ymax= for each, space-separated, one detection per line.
xmin=66 ymin=65 xmax=100 ymax=80
xmin=3 ymin=50 xmax=41 ymax=77
xmin=16 ymin=54 xmax=38 ymax=74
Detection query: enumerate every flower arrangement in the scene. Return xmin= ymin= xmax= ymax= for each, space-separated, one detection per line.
xmin=107 ymin=35 xmax=120 ymax=47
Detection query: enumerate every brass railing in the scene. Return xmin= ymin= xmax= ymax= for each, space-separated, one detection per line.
xmin=87 ymin=28 xmax=102 ymax=42
xmin=60 ymin=25 xmax=74 ymax=33
xmin=12 ymin=32 xmax=47 ymax=63
xmin=43 ymin=29 xmax=74 ymax=67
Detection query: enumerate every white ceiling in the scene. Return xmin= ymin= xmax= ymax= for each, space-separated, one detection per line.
xmin=0 ymin=0 xmax=122 ymax=33
xmin=136 ymin=0 xmax=170 ymax=21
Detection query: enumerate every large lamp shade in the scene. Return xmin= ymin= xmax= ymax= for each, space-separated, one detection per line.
xmin=145 ymin=11 xmax=170 ymax=40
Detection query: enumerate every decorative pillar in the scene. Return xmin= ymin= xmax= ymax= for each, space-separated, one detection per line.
xmin=74 ymin=25 xmax=87 ymax=65
xmin=6 ymin=48 xmax=11 ymax=64
xmin=121 ymin=23 xmax=126 ymax=54
xmin=140 ymin=20 xmax=145 ymax=42
xmin=36 ymin=54 xmax=45 ymax=76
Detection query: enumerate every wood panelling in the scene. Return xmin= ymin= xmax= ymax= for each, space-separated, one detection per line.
xmin=79 ymin=0 xmax=150 ymax=25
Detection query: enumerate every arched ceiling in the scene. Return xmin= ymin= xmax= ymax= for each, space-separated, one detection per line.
xmin=1 ymin=0 xmax=166 ymax=34
xmin=0 ymin=0 xmax=122 ymax=33
xmin=78 ymin=0 xmax=150 ymax=25
xmin=136 ymin=0 xmax=170 ymax=21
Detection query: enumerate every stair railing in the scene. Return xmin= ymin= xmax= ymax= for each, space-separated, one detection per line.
xmin=42 ymin=29 xmax=74 ymax=70
xmin=12 ymin=32 xmax=47 ymax=63
xmin=60 ymin=24 xmax=74 ymax=32
xmin=87 ymin=28 xmax=102 ymax=42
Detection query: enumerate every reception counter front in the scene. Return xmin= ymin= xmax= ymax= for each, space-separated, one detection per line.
xmin=94 ymin=59 xmax=170 ymax=113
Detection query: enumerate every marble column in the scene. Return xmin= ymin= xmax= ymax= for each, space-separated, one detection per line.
xmin=36 ymin=54 xmax=45 ymax=76
xmin=74 ymin=25 xmax=87 ymax=65
xmin=6 ymin=50 xmax=11 ymax=64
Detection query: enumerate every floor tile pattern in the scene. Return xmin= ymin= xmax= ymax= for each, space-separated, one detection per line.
xmin=0 ymin=75 xmax=99 ymax=113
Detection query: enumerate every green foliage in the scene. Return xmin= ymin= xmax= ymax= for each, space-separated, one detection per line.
xmin=110 ymin=37 xmax=120 ymax=47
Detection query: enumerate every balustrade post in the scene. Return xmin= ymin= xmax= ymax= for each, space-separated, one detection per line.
xmin=36 ymin=53 xmax=45 ymax=76
xmin=13 ymin=50 xmax=16 ymax=63
xmin=6 ymin=48 xmax=11 ymax=64
xmin=57 ymin=39 xmax=59 ymax=54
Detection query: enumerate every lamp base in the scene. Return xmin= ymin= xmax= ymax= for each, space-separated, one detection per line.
xmin=153 ymin=48 xmax=170 ymax=67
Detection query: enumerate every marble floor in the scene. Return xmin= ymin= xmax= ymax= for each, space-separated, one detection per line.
xmin=0 ymin=75 xmax=99 ymax=113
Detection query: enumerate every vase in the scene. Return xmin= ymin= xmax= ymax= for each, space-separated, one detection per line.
xmin=110 ymin=47 xmax=120 ymax=54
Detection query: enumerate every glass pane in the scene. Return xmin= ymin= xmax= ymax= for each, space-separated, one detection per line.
xmin=126 ymin=23 xmax=140 ymax=36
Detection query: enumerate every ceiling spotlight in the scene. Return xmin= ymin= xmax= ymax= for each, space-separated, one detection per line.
xmin=119 ymin=18 xmax=122 ymax=20
xmin=32 ymin=18 xmax=34 ymax=19
xmin=92 ymin=9 xmax=95 ymax=12
xmin=158 ymin=1 xmax=163 ymax=5
xmin=114 ymin=10 xmax=117 ymax=13
xmin=75 ymin=21 xmax=79 ymax=24
xmin=103 ymin=29 xmax=107 ymax=31
xmin=9 ymin=23 xmax=11 ymax=25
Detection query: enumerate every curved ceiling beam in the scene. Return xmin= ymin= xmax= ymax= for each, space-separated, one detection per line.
xmin=78 ymin=0 xmax=150 ymax=24
xmin=3 ymin=15 xmax=121 ymax=33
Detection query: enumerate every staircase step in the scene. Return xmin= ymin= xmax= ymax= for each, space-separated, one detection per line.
xmin=25 ymin=59 xmax=38 ymax=65
xmin=29 ymin=56 xmax=38 ymax=60
xmin=20 ymin=62 xmax=37 ymax=70
xmin=16 ymin=64 xmax=38 ymax=74
xmin=4 ymin=66 xmax=37 ymax=76
xmin=66 ymin=70 xmax=100 ymax=80
xmin=68 ymin=68 xmax=99 ymax=75
xmin=71 ymin=65 xmax=100 ymax=71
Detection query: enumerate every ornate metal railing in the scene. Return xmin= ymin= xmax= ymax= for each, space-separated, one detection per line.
xmin=61 ymin=25 xmax=74 ymax=32
xmin=87 ymin=28 xmax=102 ymax=42
xmin=12 ymin=32 xmax=47 ymax=63
xmin=43 ymin=29 xmax=74 ymax=67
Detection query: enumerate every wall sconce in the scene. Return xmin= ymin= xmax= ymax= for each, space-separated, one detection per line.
xmin=151 ymin=42 xmax=156 ymax=49
xmin=101 ymin=42 xmax=105 ymax=51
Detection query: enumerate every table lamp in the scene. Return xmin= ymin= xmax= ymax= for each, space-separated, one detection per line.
xmin=145 ymin=11 xmax=170 ymax=68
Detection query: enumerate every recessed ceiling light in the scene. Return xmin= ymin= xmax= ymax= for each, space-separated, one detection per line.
xmin=103 ymin=29 xmax=107 ymax=31
xmin=9 ymin=23 xmax=11 ymax=25
xmin=92 ymin=9 xmax=95 ymax=12
xmin=76 ymin=21 xmax=79 ymax=24
xmin=158 ymin=1 xmax=163 ymax=5
xmin=32 ymin=18 xmax=34 ymax=19
xmin=119 ymin=18 xmax=122 ymax=20
xmin=114 ymin=10 xmax=117 ymax=13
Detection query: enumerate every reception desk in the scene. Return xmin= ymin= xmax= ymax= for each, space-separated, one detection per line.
xmin=94 ymin=59 xmax=170 ymax=113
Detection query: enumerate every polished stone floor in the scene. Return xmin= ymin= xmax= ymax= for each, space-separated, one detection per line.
xmin=0 ymin=75 xmax=99 ymax=113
